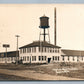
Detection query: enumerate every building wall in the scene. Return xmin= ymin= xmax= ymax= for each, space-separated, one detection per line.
xmin=61 ymin=55 xmax=84 ymax=62
xmin=19 ymin=47 xmax=61 ymax=63
xmin=0 ymin=57 xmax=16 ymax=63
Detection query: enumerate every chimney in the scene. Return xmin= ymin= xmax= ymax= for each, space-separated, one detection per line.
xmin=54 ymin=7 xmax=56 ymax=46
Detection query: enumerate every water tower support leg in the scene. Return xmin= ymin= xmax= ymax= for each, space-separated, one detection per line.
xmin=44 ymin=28 xmax=46 ymax=41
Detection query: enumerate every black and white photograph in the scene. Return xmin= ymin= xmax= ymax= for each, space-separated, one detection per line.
xmin=0 ymin=4 xmax=84 ymax=80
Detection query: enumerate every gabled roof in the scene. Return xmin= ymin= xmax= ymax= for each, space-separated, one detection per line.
xmin=61 ymin=49 xmax=84 ymax=56
xmin=19 ymin=41 xmax=61 ymax=49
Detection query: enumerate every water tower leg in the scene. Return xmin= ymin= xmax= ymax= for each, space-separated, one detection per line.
xmin=44 ymin=28 xmax=46 ymax=41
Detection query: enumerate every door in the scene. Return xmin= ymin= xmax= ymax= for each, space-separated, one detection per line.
xmin=48 ymin=58 xmax=51 ymax=63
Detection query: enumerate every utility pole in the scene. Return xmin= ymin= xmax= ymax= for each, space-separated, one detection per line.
xmin=54 ymin=7 xmax=56 ymax=46
xmin=3 ymin=44 xmax=10 ymax=64
xmin=15 ymin=35 xmax=20 ymax=65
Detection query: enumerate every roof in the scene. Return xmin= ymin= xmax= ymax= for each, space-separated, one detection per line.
xmin=61 ymin=49 xmax=84 ymax=56
xmin=0 ymin=51 xmax=19 ymax=58
xmin=40 ymin=14 xmax=49 ymax=18
xmin=19 ymin=41 xmax=61 ymax=49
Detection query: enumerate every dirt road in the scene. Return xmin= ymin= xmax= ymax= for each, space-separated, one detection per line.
xmin=0 ymin=69 xmax=83 ymax=80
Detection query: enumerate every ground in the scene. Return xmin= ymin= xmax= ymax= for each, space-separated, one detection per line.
xmin=0 ymin=62 xmax=84 ymax=80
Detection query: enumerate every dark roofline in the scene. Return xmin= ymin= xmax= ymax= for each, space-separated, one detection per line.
xmin=19 ymin=41 xmax=61 ymax=49
xmin=62 ymin=49 xmax=84 ymax=51
xmin=0 ymin=51 xmax=19 ymax=57
xmin=0 ymin=50 xmax=19 ymax=54
xmin=62 ymin=49 xmax=84 ymax=56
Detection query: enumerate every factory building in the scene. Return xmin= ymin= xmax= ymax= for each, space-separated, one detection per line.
xmin=0 ymin=51 xmax=19 ymax=63
xmin=0 ymin=49 xmax=84 ymax=63
xmin=0 ymin=8 xmax=84 ymax=64
xmin=19 ymin=41 xmax=61 ymax=64
xmin=61 ymin=50 xmax=84 ymax=62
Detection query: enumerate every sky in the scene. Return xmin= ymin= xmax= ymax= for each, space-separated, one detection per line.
xmin=0 ymin=4 xmax=84 ymax=52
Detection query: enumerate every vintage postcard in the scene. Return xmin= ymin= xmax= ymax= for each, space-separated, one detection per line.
xmin=0 ymin=4 xmax=84 ymax=81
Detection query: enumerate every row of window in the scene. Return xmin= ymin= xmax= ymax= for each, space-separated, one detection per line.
xmin=21 ymin=56 xmax=37 ymax=61
xmin=20 ymin=47 xmax=36 ymax=53
xmin=39 ymin=47 xmax=60 ymax=53
xmin=0 ymin=57 xmax=16 ymax=61
xmin=21 ymin=56 xmax=47 ymax=61
xmin=39 ymin=56 xmax=46 ymax=61
xmin=52 ymin=56 xmax=59 ymax=61
xmin=62 ymin=56 xmax=84 ymax=61
xmin=20 ymin=47 xmax=60 ymax=53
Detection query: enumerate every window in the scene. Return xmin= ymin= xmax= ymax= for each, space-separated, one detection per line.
xmin=11 ymin=57 xmax=13 ymax=61
xmin=20 ymin=49 xmax=22 ymax=53
xmin=39 ymin=47 xmax=40 ymax=52
xmin=50 ymin=48 xmax=52 ymax=53
xmin=55 ymin=48 xmax=57 ymax=53
xmin=45 ymin=56 xmax=46 ymax=60
xmin=45 ymin=47 xmax=46 ymax=52
xmin=29 ymin=48 xmax=31 ymax=52
xmin=53 ymin=48 xmax=54 ymax=53
xmin=23 ymin=57 xmax=24 ymax=61
xmin=24 ymin=48 xmax=26 ymax=53
xmin=73 ymin=57 xmax=74 ymax=61
xmin=23 ymin=48 xmax=25 ymax=53
xmin=48 ymin=48 xmax=49 ymax=52
xmin=68 ymin=56 xmax=69 ymax=61
xmin=46 ymin=48 xmax=48 ymax=52
xmin=42 ymin=56 xmax=43 ymax=61
xmin=62 ymin=56 xmax=64 ymax=61
xmin=25 ymin=56 xmax=26 ymax=61
xmin=32 ymin=47 xmax=33 ymax=52
xmin=35 ymin=56 xmax=36 ymax=61
xmin=34 ymin=47 xmax=36 ymax=52
xmin=32 ymin=56 xmax=36 ymax=61
xmin=24 ymin=57 xmax=26 ymax=61
xmin=53 ymin=56 xmax=54 ymax=60
xmin=39 ymin=56 xmax=41 ymax=61
xmin=32 ymin=47 xmax=36 ymax=52
xmin=43 ymin=47 xmax=44 ymax=52
xmin=58 ymin=56 xmax=59 ymax=61
xmin=82 ymin=56 xmax=83 ymax=61
xmin=27 ymin=56 xmax=29 ymax=61
xmin=43 ymin=56 xmax=46 ymax=61
xmin=77 ymin=56 xmax=79 ymax=61
xmin=27 ymin=48 xmax=29 ymax=53
xmin=55 ymin=56 xmax=57 ymax=60
xmin=42 ymin=47 xmax=43 ymax=52
xmin=58 ymin=49 xmax=59 ymax=53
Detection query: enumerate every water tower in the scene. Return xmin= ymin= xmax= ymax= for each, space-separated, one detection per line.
xmin=39 ymin=15 xmax=50 ymax=42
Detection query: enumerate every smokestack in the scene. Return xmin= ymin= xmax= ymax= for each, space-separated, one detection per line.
xmin=54 ymin=7 xmax=56 ymax=45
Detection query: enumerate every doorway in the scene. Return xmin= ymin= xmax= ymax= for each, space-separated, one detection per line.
xmin=48 ymin=58 xmax=51 ymax=63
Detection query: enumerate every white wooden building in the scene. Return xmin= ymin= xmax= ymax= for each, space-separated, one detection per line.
xmin=61 ymin=49 xmax=84 ymax=62
xmin=0 ymin=51 xmax=19 ymax=63
xmin=0 ymin=45 xmax=84 ymax=64
xmin=19 ymin=41 xmax=61 ymax=64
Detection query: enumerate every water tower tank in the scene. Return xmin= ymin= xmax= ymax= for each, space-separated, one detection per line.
xmin=39 ymin=15 xmax=49 ymax=28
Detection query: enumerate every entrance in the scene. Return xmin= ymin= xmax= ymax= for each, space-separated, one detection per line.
xmin=48 ymin=58 xmax=51 ymax=63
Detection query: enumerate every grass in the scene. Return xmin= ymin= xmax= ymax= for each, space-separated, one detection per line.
xmin=0 ymin=62 xmax=84 ymax=80
xmin=0 ymin=73 xmax=35 ymax=81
